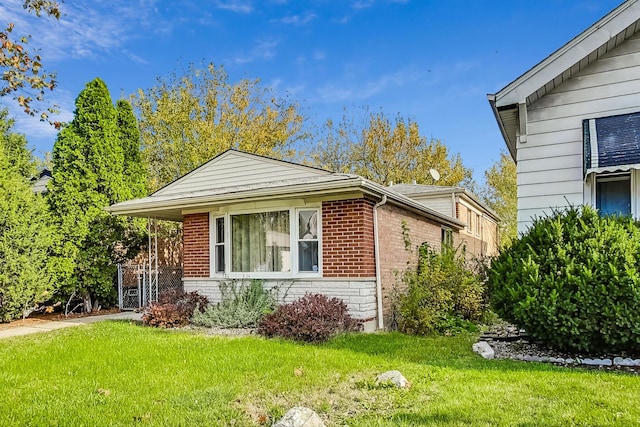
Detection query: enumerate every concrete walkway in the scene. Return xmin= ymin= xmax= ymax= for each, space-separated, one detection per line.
xmin=0 ymin=311 xmax=143 ymax=340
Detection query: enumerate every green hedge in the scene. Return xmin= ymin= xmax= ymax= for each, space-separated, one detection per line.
xmin=488 ymin=205 xmax=640 ymax=354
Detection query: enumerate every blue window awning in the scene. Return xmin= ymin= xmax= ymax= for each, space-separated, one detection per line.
xmin=583 ymin=111 xmax=640 ymax=177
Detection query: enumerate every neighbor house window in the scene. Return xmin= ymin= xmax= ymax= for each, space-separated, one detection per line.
xmin=441 ymin=227 xmax=453 ymax=246
xmin=231 ymin=210 xmax=291 ymax=273
xmin=466 ymin=210 xmax=473 ymax=233
xmin=596 ymin=174 xmax=631 ymax=217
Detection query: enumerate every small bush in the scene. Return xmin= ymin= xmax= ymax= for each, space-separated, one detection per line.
xmin=488 ymin=205 xmax=640 ymax=354
xmin=258 ymin=293 xmax=361 ymax=343
xmin=191 ymin=280 xmax=277 ymax=328
xmin=142 ymin=290 xmax=209 ymax=328
xmin=396 ymin=243 xmax=487 ymax=335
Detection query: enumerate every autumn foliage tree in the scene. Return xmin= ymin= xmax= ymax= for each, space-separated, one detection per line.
xmin=481 ymin=150 xmax=517 ymax=246
xmin=0 ymin=0 xmax=61 ymax=122
xmin=131 ymin=63 xmax=307 ymax=192
xmin=48 ymin=78 xmax=146 ymax=312
xmin=311 ymin=109 xmax=472 ymax=186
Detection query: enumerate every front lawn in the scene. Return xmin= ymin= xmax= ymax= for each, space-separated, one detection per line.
xmin=0 ymin=322 xmax=638 ymax=426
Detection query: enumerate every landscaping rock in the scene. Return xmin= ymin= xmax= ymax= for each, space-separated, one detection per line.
xmin=472 ymin=341 xmax=495 ymax=359
xmin=376 ymin=370 xmax=410 ymax=388
xmin=273 ymin=407 xmax=324 ymax=427
xmin=613 ymin=357 xmax=636 ymax=367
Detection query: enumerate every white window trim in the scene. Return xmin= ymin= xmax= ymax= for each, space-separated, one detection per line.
xmin=210 ymin=215 xmax=225 ymax=277
xmin=209 ymin=205 xmax=322 ymax=279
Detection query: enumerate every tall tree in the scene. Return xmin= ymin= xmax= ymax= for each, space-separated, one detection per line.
xmin=116 ymin=99 xmax=146 ymax=199
xmin=481 ymin=150 xmax=517 ymax=246
xmin=0 ymin=108 xmax=35 ymax=178
xmin=48 ymin=78 xmax=144 ymax=312
xmin=132 ymin=63 xmax=307 ymax=192
xmin=0 ymin=109 xmax=56 ymax=321
xmin=311 ymin=109 xmax=472 ymax=187
xmin=1 ymin=0 xmax=61 ymax=122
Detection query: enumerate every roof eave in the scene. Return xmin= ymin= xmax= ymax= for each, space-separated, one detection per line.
xmin=488 ymin=94 xmax=517 ymax=162
xmin=494 ymin=1 xmax=640 ymax=108
xmin=108 ymin=177 xmax=466 ymax=229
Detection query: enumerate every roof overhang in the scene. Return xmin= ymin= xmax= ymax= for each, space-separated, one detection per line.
xmin=488 ymin=0 xmax=640 ymax=161
xmin=107 ymin=175 xmax=466 ymax=230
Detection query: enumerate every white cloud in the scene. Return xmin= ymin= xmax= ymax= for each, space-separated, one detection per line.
xmin=0 ymin=88 xmax=74 ymax=154
xmin=232 ymin=38 xmax=279 ymax=63
xmin=215 ymin=0 xmax=253 ymax=14
xmin=277 ymin=12 xmax=317 ymax=25
xmin=351 ymin=0 xmax=374 ymax=10
xmin=316 ymin=66 xmax=423 ymax=103
xmin=0 ymin=0 xmax=165 ymax=64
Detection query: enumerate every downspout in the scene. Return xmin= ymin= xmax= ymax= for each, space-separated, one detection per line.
xmin=373 ymin=195 xmax=387 ymax=330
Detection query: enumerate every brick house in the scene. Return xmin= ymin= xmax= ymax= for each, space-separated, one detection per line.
xmin=108 ymin=150 xmax=466 ymax=330
xmin=389 ymin=184 xmax=500 ymax=258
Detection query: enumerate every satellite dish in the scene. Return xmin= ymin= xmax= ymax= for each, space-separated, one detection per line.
xmin=429 ymin=168 xmax=440 ymax=182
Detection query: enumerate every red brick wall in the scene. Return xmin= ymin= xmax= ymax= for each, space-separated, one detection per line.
xmin=183 ymin=213 xmax=210 ymax=277
xmin=322 ymin=198 xmax=376 ymax=277
xmin=377 ymin=204 xmax=444 ymax=322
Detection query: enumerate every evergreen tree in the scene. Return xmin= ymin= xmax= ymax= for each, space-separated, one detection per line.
xmin=0 ymin=110 xmax=56 ymax=321
xmin=116 ymin=99 xmax=146 ymax=198
xmin=48 ymin=78 xmax=144 ymax=312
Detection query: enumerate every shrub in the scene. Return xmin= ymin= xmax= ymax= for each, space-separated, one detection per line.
xmin=258 ymin=293 xmax=361 ymax=343
xmin=396 ymin=243 xmax=487 ymax=335
xmin=142 ymin=290 xmax=209 ymax=328
xmin=191 ymin=280 xmax=277 ymax=328
xmin=488 ymin=205 xmax=640 ymax=354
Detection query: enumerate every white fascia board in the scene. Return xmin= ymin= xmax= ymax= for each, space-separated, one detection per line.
xmin=107 ymin=177 xmax=365 ymax=219
xmin=495 ymin=0 xmax=640 ymax=107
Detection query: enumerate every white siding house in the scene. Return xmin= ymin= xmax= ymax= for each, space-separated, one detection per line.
xmin=489 ymin=1 xmax=640 ymax=234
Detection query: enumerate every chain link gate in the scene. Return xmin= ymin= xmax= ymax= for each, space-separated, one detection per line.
xmin=117 ymin=264 xmax=183 ymax=310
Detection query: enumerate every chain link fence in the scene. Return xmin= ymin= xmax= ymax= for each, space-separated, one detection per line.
xmin=117 ymin=264 xmax=183 ymax=310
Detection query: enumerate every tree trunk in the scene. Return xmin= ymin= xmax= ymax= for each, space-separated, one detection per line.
xmin=83 ymin=292 xmax=93 ymax=313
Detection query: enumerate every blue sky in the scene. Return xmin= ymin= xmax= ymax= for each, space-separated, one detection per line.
xmin=0 ymin=0 xmax=623 ymax=182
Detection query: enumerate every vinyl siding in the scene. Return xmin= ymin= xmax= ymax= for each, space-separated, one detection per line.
xmin=155 ymin=151 xmax=330 ymax=196
xmin=517 ymin=32 xmax=640 ymax=233
xmin=407 ymin=195 xmax=454 ymax=217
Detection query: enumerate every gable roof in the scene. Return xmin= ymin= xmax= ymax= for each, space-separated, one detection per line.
xmin=154 ymin=149 xmax=331 ymax=196
xmin=390 ymin=183 xmax=500 ymax=222
xmin=488 ymin=0 xmax=640 ymax=160
xmin=107 ymin=150 xmax=465 ymax=229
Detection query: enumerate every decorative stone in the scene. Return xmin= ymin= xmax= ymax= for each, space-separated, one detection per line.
xmin=273 ymin=407 xmax=325 ymax=427
xmin=523 ymin=355 xmax=533 ymax=362
xmin=614 ymin=357 xmax=636 ymax=367
xmin=634 ymin=359 xmax=640 ymax=367
xmin=376 ymin=370 xmax=410 ymax=388
xmin=565 ymin=358 xmax=575 ymax=364
xmin=472 ymin=341 xmax=495 ymax=360
xmin=582 ymin=358 xmax=612 ymax=366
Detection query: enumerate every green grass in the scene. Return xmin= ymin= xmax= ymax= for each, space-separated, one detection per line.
xmin=0 ymin=322 xmax=638 ymax=426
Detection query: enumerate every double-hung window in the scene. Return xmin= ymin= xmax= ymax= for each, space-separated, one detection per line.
xmin=595 ymin=173 xmax=631 ymax=217
xmin=213 ymin=217 xmax=225 ymax=273
xmin=584 ymin=112 xmax=640 ymax=218
xmin=297 ymin=210 xmax=319 ymax=272
xmin=211 ymin=207 xmax=321 ymax=277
